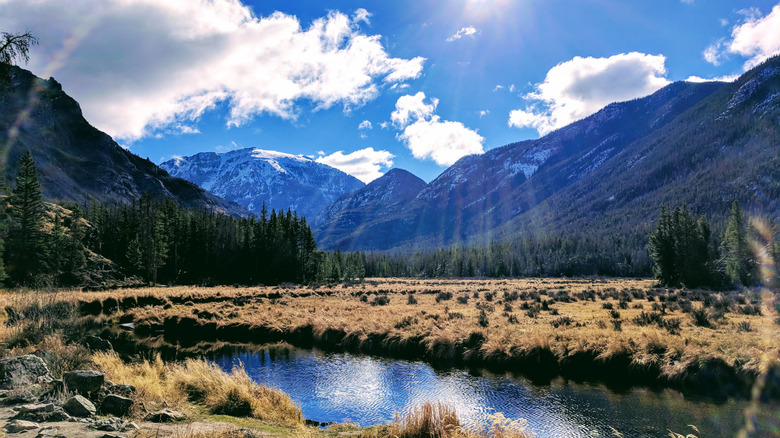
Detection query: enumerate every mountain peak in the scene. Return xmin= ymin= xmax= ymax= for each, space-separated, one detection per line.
xmin=160 ymin=148 xmax=364 ymax=219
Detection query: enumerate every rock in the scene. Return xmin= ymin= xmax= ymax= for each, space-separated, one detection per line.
xmin=64 ymin=395 xmax=96 ymax=417
xmin=5 ymin=419 xmax=39 ymax=432
xmin=90 ymin=417 xmax=126 ymax=431
xmin=64 ymin=370 xmax=105 ymax=396
xmin=100 ymin=434 xmax=126 ymax=438
xmin=83 ymin=335 xmax=113 ymax=351
xmin=100 ymin=394 xmax=133 ymax=417
xmin=14 ymin=402 xmax=70 ymax=422
xmin=123 ymin=421 xmax=139 ymax=431
xmin=3 ymin=388 xmax=37 ymax=404
xmin=106 ymin=383 xmax=136 ymax=398
xmin=0 ymin=354 xmax=54 ymax=389
xmin=118 ymin=322 xmax=135 ymax=330
xmin=36 ymin=426 xmax=66 ymax=437
xmin=144 ymin=408 xmax=186 ymax=423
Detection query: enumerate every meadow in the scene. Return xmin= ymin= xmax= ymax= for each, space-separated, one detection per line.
xmin=1 ymin=278 xmax=777 ymax=436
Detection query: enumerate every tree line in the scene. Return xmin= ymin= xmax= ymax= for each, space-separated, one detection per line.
xmin=0 ymin=152 xmax=770 ymax=288
xmin=0 ymin=152 xmax=325 ymax=286
xmin=647 ymin=200 xmax=768 ymax=288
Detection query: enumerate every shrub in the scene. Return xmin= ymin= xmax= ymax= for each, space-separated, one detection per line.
xmin=408 ymin=294 xmax=418 ymax=305
xmin=371 ymin=295 xmax=390 ymax=306
xmin=435 ymin=292 xmax=453 ymax=303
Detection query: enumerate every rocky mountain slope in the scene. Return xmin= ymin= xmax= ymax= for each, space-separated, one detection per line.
xmin=315 ymin=56 xmax=780 ymax=251
xmin=160 ymin=148 xmax=364 ymax=220
xmin=314 ymin=168 xmax=426 ymax=248
xmin=0 ymin=65 xmax=244 ymax=215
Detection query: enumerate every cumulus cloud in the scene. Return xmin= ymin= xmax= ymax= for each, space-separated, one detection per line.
xmin=316 ymin=147 xmax=394 ymax=183
xmin=358 ymin=120 xmax=372 ymax=130
xmin=0 ymin=0 xmax=424 ymax=142
xmin=507 ymin=52 xmax=670 ymax=136
xmin=447 ymin=26 xmax=478 ymax=42
xmin=704 ymin=5 xmax=780 ymax=69
xmin=391 ymin=92 xmax=483 ymax=166
xmin=390 ymin=92 xmax=438 ymax=128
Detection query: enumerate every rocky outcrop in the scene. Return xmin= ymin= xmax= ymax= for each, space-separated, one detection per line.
xmin=0 ymin=355 xmax=53 ymax=389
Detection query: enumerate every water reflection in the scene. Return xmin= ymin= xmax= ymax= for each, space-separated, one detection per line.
xmin=210 ymin=346 xmax=776 ymax=437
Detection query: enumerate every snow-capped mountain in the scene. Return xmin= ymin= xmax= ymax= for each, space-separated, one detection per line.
xmin=160 ymin=148 xmax=365 ymax=220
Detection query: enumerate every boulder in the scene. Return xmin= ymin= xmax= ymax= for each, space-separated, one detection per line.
xmin=90 ymin=417 xmax=126 ymax=431
xmin=100 ymin=394 xmax=133 ymax=417
xmin=13 ymin=402 xmax=70 ymax=422
xmin=144 ymin=408 xmax=186 ymax=423
xmin=36 ymin=426 xmax=65 ymax=437
xmin=105 ymin=382 xmax=136 ymax=398
xmin=64 ymin=370 xmax=105 ymax=396
xmin=2 ymin=388 xmax=37 ymax=404
xmin=63 ymin=395 xmax=96 ymax=417
xmin=0 ymin=354 xmax=54 ymax=389
xmin=83 ymin=335 xmax=113 ymax=351
xmin=5 ymin=419 xmax=39 ymax=432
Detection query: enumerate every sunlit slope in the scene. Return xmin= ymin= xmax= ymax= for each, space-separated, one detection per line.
xmin=316 ymin=56 xmax=779 ymax=251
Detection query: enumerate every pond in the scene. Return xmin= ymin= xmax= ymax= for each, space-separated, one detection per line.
xmin=210 ymin=346 xmax=777 ymax=437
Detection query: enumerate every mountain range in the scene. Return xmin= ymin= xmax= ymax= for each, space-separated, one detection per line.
xmin=2 ymin=56 xmax=778 ymax=253
xmin=0 ymin=65 xmax=245 ymax=215
xmin=313 ymin=56 xmax=779 ymax=251
xmin=160 ymin=148 xmax=364 ymax=220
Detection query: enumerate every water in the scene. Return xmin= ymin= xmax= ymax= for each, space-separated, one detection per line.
xmin=211 ymin=346 xmax=778 ymax=437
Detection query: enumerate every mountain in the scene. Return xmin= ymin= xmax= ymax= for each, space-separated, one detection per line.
xmin=314 ymin=168 xmax=427 ymax=248
xmin=160 ymin=148 xmax=365 ymax=220
xmin=0 ymin=65 xmax=245 ymax=215
xmin=315 ymin=56 xmax=780 ymax=251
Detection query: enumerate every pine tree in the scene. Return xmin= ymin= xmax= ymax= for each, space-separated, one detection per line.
xmin=7 ymin=151 xmax=46 ymax=283
xmin=648 ymin=205 xmax=677 ymax=285
xmin=721 ymin=200 xmax=752 ymax=286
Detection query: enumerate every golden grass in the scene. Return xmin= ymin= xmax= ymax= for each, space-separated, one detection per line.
xmin=2 ymin=277 xmax=777 ymax=392
xmin=55 ymin=278 xmax=776 ymax=386
xmin=92 ymin=351 xmax=303 ymax=426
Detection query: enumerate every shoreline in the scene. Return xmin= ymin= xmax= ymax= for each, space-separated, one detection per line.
xmin=71 ymin=279 xmax=780 ymax=403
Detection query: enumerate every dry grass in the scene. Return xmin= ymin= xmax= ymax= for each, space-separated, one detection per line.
xmin=55 ymin=278 xmax=777 ymax=387
xmin=2 ymin=278 xmax=778 ymax=394
xmin=92 ymin=351 xmax=303 ymax=426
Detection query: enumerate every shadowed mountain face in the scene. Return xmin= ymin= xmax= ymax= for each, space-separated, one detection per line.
xmin=315 ymin=56 xmax=780 ymax=251
xmin=160 ymin=148 xmax=365 ymax=220
xmin=0 ymin=65 xmax=245 ymax=215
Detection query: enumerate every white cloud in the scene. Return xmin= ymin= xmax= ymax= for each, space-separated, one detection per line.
xmin=398 ymin=116 xmax=484 ymax=166
xmin=358 ymin=120 xmax=372 ymax=130
xmin=719 ymin=18 xmax=729 ymax=27
xmin=316 ymin=147 xmax=394 ymax=183
xmin=685 ymin=74 xmax=739 ymax=83
xmin=704 ymin=5 xmax=780 ymax=70
xmin=391 ymin=91 xmax=438 ymax=128
xmin=447 ymin=26 xmax=478 ymax=42
xmin=479 ymin=110 xmax=489 ymax=118
xmin=492 ymin=85 xmax=504 ymax=92
xmin=0 ymin=1 xmax=425 ymax=142
xmin=507 ymin=52 xmax=670 ymax=136
xmin=391 ymin=92 xmax=483 ymax=166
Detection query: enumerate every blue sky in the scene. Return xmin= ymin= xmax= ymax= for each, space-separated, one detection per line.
xmin=2 ymin=0 xmax=779 ymax=182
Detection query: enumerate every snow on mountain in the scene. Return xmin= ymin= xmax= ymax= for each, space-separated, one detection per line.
xmin=160 ymin=148 xmax=365 ymax=220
